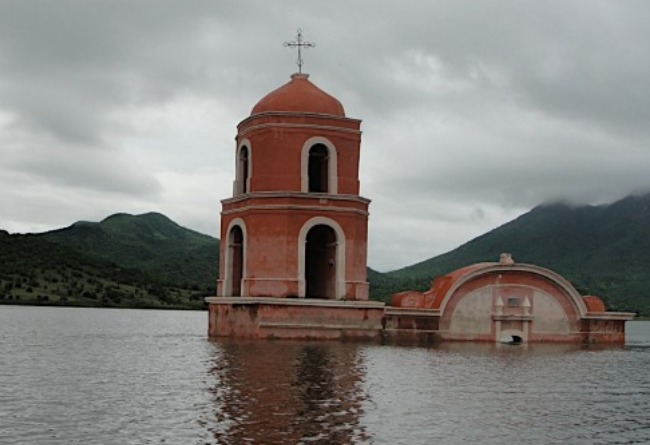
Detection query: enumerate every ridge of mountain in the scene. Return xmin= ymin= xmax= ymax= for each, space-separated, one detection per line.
xmin=0 ymin=231 xmax=204 ymax=309
xmin=40 ymin=212 xmax=219 ymax=290
xmin=3 ymin=193 xmax=650 ymax=315
xmin=383 ymin=192 xmax=650 ymax=315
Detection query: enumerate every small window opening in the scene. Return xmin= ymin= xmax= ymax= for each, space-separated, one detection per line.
xmin=308 ymin=144 xmax=329 ymax=193
xmin=500 ymin=332 xmax=524 ymax=344
xmin=507 ymin=297 xmax=521 ymax=307
xmin=229 ymin=226 xmax=244 ymax=296
xmin=238 ymin=146 xmax=249 ymax=194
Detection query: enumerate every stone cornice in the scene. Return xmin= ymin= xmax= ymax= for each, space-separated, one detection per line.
xmin=238 ymin=122 xmax=362 ymax=138
xmin=205 ymin=296 xmax=385 ymax=309
xmin=221 ymin=205 xmax=369 ymax=217
xmin=438 ymin=262 xmax=590 ymax=317
xmin=582 ymin=312 xmax=636 ymax=321
xmin=222 ymin=191 xmax=371 ymax=205
xmin=238 ymin=111 xmax=361 ymax=128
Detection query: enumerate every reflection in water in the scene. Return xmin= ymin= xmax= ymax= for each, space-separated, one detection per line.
xmin=436 ymin=341 xmax=623 ymax=355
xmin=202 ymin=338 xmax=650 ymax=445
xmin=1 ymin=308 xmax=648 ymax=445
xmin=207 ymin=341 xmax=370 ymax=445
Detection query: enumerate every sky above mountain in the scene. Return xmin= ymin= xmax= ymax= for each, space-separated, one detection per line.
xmin=1 ymin=1 xmax=649 ymax=271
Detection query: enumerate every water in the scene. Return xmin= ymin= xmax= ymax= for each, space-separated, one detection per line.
xmin=1 ymin=306 xmax=649 ymax=445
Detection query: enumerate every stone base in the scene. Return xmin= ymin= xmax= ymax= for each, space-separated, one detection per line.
xmin=206 ymin=297 xmax=385 ymax=340
xmin=380 ymin=307 xmax=633 ymax=345
xmin=381 ymin=307 xmax=442 ymax=345
xmin=206 ymin=298 xmax=633 ymax=344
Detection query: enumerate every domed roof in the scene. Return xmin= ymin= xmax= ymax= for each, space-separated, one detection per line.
xmin=251 ymin=73 xmax=345 ymax=117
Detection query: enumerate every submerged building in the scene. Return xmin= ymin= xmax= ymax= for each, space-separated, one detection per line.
xmin=387 ymin=253 xmax=634 ymax=344
xmin=206 ymin=74 xmax=634 ymax=344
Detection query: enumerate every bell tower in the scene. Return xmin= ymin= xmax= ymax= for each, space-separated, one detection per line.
xmin=216 ymin=72 xmax=370 ymax=300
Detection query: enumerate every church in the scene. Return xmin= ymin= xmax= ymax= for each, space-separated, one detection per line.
xmin=205 ymin=59 xmax=633 ymax=344
xmin=205 ymin=71 xmax=386 ymax=340
xmin=387 ymin=253 xmax=634 ymax=344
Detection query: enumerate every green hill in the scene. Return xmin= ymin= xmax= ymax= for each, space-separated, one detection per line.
xmin=378 ymin=193 xmax=650 ymax=315
xmin=3 ymin=194 xmax=650 ymax=315
xmin=40 ymin=212 xmax=219 ymax=290
xmin=0 ymin=230 xmax=205 ymax=309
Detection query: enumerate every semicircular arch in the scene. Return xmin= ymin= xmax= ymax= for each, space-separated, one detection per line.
xmin=438 ymin=264 xmax=588 ymax=318
xmin=222 ymin=218 xmax=247 ymax=297
xmin=235 ymin=139 xmax=252 ymax=195
xmin=298 ymin=216 xmax=346 ymax=298
xmin=300 ymin=136 xmax=338 ymax=194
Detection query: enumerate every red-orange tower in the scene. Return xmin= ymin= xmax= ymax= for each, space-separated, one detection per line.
xmin=216 ymin=73 xmax=370 ymax=301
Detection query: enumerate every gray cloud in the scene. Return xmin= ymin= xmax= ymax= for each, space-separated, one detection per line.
xmin=1 ymin=0 xmax=649 ymax=270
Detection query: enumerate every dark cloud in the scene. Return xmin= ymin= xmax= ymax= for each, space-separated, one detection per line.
xmin=1 ymin=0 xmax=649 ymax=270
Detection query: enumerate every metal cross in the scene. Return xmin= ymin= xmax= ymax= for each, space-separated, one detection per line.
xmin=284 ymin=29 xmax=315 ymax=74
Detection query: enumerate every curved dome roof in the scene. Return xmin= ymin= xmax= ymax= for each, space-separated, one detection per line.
xmin=251 ymin=73 xmax=345 ymax=117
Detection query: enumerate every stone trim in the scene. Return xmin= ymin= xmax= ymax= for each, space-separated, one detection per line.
xmin=221 ymin=204 xmax=368 ymax=217
xmin=222 ymin=191 xmax=371 ymax=205
xmin=297 ymin=217 xmax=346 ymax=299
xmin=384 ymin=307 xmax=441 ymax=317
xmin=582 ymin=312 xmax=635 ymax=320
xmin=301 ymin=136 xmax=338 ymax=194
xmin=221 ymin=219 xmax=247 ymax=297
xmin=205 ymin=296 xmax=385 ymax=309
xmin=239 ymin=122 xmax=362 ymax=137
xmin=492 ymin=314 xmax=535 ymax=321
xmin=238 ymin=111 xmax=361 ymax=128
xmin=260 ymin=322 xmax=379 ymax=330
xmin=233 ymin=139 xmax=252 ymax=196
xmin=437 ymin=263 xmax=589 ymax=317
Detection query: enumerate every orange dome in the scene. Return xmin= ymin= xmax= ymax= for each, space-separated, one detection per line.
xmin=251 ymin=73 xmax=345 ymax=116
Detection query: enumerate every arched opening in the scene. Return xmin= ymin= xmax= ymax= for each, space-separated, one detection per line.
xmin=499 ymin=331 xmax=525 ymax=345
xmin=228 ymin=225 xmax=244 ymax=296
xmin=308 ymin=144 xmax=329 ymax=193
xmin=300 ymin=137 xmax=338 ymax=194
xmin=237 ymin=145 xmax=250 ymax=195
xmin=305 ymin=224 xmax=337 ymax=299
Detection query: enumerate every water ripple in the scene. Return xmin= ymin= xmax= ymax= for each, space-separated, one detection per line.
xmin=1 ymin=308 xmax=649 ymax=445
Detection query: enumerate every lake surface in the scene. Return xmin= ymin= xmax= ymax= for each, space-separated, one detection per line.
xmin=1 ymin=306 xmax=649 ymax=445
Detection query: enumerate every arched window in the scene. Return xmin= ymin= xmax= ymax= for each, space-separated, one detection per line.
xmin=239 ymin=146 xmax=249 ymax=193
xmin=308 ymin=144 xmax=329 ymax=193
xmin=298 ymin=217 xmax=346 ymax=299
xmin=226 ymin=225 xmax=244 ymax=296
xmin=305 ymin=224 xmax=337 ymax=299
xmin=235 ymin=143 xmax=251 ymax=196
xmin=301 ymin=137 xmax=338 ymax=194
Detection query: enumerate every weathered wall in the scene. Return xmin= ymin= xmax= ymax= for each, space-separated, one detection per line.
xmin=531 ymin=291 xmax=571 ymax=335
xmin=207 ymin=299 xmax=384 ymax=340
xmin=448 ymin=288 xmax=493 ymax=337
xmin=437 ymin=270 xmax=585 ymax=342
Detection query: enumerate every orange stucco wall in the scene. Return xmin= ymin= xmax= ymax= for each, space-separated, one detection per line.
xmin=208 ymin=300 xmax=384 ymax=340
xmin=387 ymin=263 xmax=633 ymax=344
xmin=217 ymin=96 xmax=369 ymax=300
xmin=438 ymin=271 xmax=582 ymax=342
xmin=237 ymin=114 xmax=362 ymax=195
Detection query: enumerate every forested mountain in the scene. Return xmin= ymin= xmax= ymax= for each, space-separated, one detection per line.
xmin=2 ymin=194 xmax=649 ymax=315
xmin=0 ymin=230 xmax=206 ymax=309
xmin=378 ymin=193 xmax=650 ymax=315
xmin=0 ymin=213 xmax=217 ymax=309
xmin=41 ymin=212 xmax=219 ymax=290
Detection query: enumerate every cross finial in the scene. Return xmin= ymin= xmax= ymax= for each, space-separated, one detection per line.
xmin=284 ymin=29 xmax=315 ymax=74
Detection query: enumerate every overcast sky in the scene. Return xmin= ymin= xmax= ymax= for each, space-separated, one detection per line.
xmin=1 ymin=1 xmax=649 ymax=271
